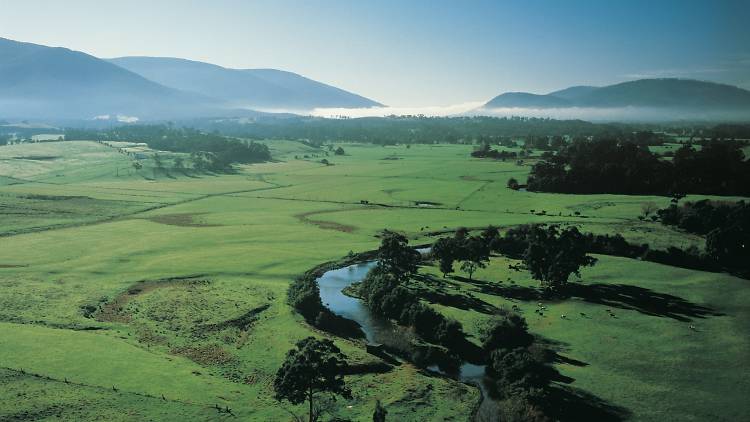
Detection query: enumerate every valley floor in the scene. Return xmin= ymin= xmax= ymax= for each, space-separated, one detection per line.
xmin=0 ymin=141 xmax=747 ymax=421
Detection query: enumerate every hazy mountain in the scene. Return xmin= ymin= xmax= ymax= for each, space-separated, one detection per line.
xmin=108 ymin=56 xmax=382 ymax=111
xmin=547 ymin=85 xmax=598 ymax=101
xmin=483 ymin=79 xmax=750 ymax=111
xmin=483 ymin=92 xmax=571 ymax=108
xmin=0 ymin=37 xmax=232 ymax=120
xmin=576 ymin=79 xmax=750 ymax=109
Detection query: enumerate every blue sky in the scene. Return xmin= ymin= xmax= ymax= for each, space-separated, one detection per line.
xmin=1 ymin=0 xmax=748 ymax=106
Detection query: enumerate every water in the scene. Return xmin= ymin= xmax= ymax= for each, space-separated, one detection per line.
xmin=317 ymin=261 xmax=391 ymax=343
xmin=316 ymin=259 xmax=489 ymax=385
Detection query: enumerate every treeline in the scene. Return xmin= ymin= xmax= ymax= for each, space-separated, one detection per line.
xmin=189 ymin=116 xmax=623 ymax=145
xmin=527 ymin=138 xmax=750 ymax=196
xmin=658 ymin=200 xmax=748 ymax=276
xmin=432 ymin=222 xmax=746 ymax=283
xmin=706 ymin=123 xmax=750 ymax=139
xmin=65 ymin=125 xmax=270 ymax=170
xmin=434 ymin=225 xmax=596 ymax=294
xmin=471 ymin=144 xmax=519 ymax=160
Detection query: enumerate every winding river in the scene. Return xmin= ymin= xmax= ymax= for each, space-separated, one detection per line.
xmin=316 ymin=258 xmax=496 ymax=413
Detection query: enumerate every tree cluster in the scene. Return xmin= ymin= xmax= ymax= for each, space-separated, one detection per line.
xmin=521 ymin=225 xmax=597 ymax=293
xmin=66 ymin=125 xmax=270 ymax=171
xmin=190 ymin=115 xmax=615 ymax=145
xmin=439 ymin=225 xmax=596 ymax=294
xmin=431 ymin=227 xmax=495 ymax=279
xmin=658 ymin=200 xmax=749 ymax=276
xmin=527 ymin=139 xmax=750 ymax=196
xmin=360 ymin=232 xmax=465 ymax=350
xmin=480 ymin=310 xmax=553 ymax=420
xmin=471 ymin=143 xmax=518 ymax=160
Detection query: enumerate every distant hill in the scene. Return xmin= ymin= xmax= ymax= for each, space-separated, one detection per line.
xmin=108 ymin=56 xmax=382 ymax=111
xmin=547 ymin=86 xmax=598 ymax=101
xmin=0 ymin=37 xmax=229 ymax=120
xmin=482 ymin=79 xmax=750 ymax=110
xmin=483 ymin=92 xmax=571 ymax=108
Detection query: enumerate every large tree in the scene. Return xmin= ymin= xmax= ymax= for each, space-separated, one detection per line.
xmin=274 ymin=337 xmax=351 ymax=422
xmin=376 ymin=230 xmax=420 ymax=281
xmin=432 ymin=237 xmax=457 ymax=277
xmin=522 ymin=225 xmax=597 ymax=294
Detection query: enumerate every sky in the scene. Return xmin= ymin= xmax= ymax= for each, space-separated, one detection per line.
xmin=1 ymin=0 xmax=749 ymax=108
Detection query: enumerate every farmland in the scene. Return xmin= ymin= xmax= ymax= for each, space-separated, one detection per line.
xmin=0 ymin=139 xmax=748 ymax=421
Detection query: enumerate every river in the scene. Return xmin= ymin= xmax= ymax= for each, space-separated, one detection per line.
xmin=316 ymin=258 xmax=497 ymax=416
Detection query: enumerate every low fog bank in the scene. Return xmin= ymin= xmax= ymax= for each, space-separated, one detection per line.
xmin=473 ymin=106 xmax=750 ymax=122
xmin=299 ymin=103 xmax=750 ymax=122
xmin=306 ymin=102 xmax=485 ymax=118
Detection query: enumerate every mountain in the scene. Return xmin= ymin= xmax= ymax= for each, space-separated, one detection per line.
xmin=108 ymin=56 xmax=382 ymax=111
xmin=547 ymin=86 xmax=598 ymax=101
xmin=482 ymin=79 xmax=750 ymax=110
xmin=0 ymin=37 xmax=230 ymax=120
xmin=0 ymin=37 xmax=380 ymax=121
xmin=483 ymin=92 xmax=571 ymax=108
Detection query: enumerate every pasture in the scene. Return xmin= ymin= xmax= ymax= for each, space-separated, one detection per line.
xmin=0 ymin=140 xmax=747 ymax=421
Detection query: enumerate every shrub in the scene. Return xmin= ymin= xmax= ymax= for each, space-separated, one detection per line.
xmin=480 ymin=310 xmax=533 ymax=351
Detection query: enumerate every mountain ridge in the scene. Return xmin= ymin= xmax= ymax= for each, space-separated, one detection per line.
xmin=108 ymin=56 xmax=383 ymax=111
xmin=0 ymin=37 xmax=381 ymax=120
xmin=483 ymin=79 xmax=750 ymax=110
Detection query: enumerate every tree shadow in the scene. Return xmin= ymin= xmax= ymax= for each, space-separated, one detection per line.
xmin=567 ymin=283 xmax=724 ymax=322
xmin=453 ymin=275 xmax=540 ymax=301
xmin=411 ymin=274 xmax=499 ymax=314
xmin=545 ymin=384 xmax=631 ymax=422
xmin=555 ymin=353 xmax=589 ymax=368
xmin=450 ymin=275 xmax=722 ymax=322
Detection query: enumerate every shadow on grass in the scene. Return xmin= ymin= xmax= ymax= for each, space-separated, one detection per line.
xmin=411 ymin=274 xmax=499 ymax=314
xmin=545 ymin=384 xmax=631 ymax=422
xmin=566 ymin=283 xmax=724 ymax=322
xmin=455 ymin=275 xmax=722 ymax=322
xmin=453 ymin=275 xmax=541 ymax=301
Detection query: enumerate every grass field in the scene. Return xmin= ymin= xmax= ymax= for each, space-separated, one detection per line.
xmin=0 ymin=140 xmax=748 ymax=421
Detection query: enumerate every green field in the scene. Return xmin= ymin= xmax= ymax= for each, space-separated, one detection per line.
xmin=1 ymin=140 xmax=748 ymax=421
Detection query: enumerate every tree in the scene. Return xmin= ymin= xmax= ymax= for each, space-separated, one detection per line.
xmin=373 ymin=400 xmax=387 ymax=422
xmin=458 ymin=236 xmax=490 ymax=280
xmin=641 ymin=201 xmax=658 ymax=218
xmin=173 ymin=156 xmax=185 ymax=171
xmin=432 ymin=237 xmax=456 ymax=277
xmin=376 ymin=230 xmax=420 ymax=281
xmin=480 ymin=311 xmax=532 ymax=351
xmin=153 ymin=153 xmax=164 ymax=169
xmin=460 ymin=260 xmax=480 ymax=280
xmin=488 ymin=347 xmax=550 ymax=401
xmin=334 ymin=146 xmax=345 ymax=155
xmin=481 ymin=225 xmax=500 ymax=250
xmin=522 ymin=225 xmax=597 ymax=294
xmin=507 ymin=177 xmax=520 ymax=190
xmin=274 ymin=337 xmax=351 ymax=422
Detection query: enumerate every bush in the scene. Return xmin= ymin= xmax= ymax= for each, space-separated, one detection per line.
xmin=287 ymin=274 xmax=323 ymax=320
xmin=487 ymin=347 xmax=551 ymax=401
xmin=480 ymin=310 xmax=533 ymax=351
